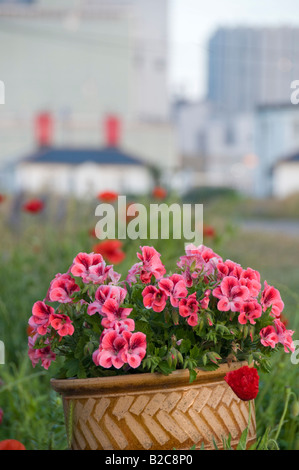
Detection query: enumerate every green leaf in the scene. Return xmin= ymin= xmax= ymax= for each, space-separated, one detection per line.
xmin=158 ymin=361 xmax=174 ymax=376
xmin=236 ymin=401 xmax=252 ymax=450
xmin=65 ymin=358 xmax=80 ymax=378
xmin=189 ymin=369 xmax=197 ymax=383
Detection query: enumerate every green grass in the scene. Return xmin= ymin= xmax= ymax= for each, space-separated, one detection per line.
xmin=0 ymin=192 xmax=298 ymax=449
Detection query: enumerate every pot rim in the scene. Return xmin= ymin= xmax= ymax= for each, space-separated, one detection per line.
xmin=50 ymin=361 xmax=247 ymax=396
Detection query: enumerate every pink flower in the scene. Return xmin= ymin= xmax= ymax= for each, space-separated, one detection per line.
xmin=87 ymin=285 xmax=127 ymax=316
xmin=178 ymin=244 xmax=222 ymax=285
xmin=260 ymin=325 xmax=279 ymax=348
xmin=217 ymin=260 xmax=240 ymax=279
xmin=200 ymin=289 xmax=211 ymax=309
xmin=28 ymin=301 xmax=54 ymax=336
xmin=137 ymin=246 xmax=166 ymax=284
xmin=109 ymin=319 xmax=135 ymax=333
xmin=100 ymin=298 xmax=132 ymax=329
xmin=49 ymin=313 xmax=74 ymax=337
xmin=28 ymin=336 xmax=56 ymax=370
xmin=179 ymin=293 xmax=199 ymax=326
xmin=274 ymin=319 xmax=295 ymax=353
xmin=46 ymin=273 xmax=80 ymax=303
xmin=121 ymin=331 xmax=147 ymax=368
xmin=238 ymin=300 xmax=262 ymax=325
xmin=239 ymin=268 xmax=261 ymax=298
xmin=126 ymin=262 xmax=142 ymax=286
xmin=261 ymin=281 xmax=284 ymax=318
xmin=142 ymin=285 xmax=167 ymax=312
xmin=159 ymin=274 xmax=188 ymax=307
xmin=213 ymin=276 xmax=250 ymax=312
xmin=70 ymin=252 xmax=115 ymax=284
xmin=177 ymin=251 xmax=205 ymax=287
xmin=93 ymin=330 xmax=128 ymax=369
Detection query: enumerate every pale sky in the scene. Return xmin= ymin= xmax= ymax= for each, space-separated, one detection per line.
xmin=168 ymin=0 xmax=299 ymax=99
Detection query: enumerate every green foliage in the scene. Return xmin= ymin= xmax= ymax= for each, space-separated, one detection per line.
xmin=0 ymin=192 xmax=298 ymax=449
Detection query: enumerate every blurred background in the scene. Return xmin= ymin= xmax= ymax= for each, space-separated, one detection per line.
xmin=1 ymin=0 xmax=299 ymax=199
xmin=0 ymin=0 xmax=298 ymax=450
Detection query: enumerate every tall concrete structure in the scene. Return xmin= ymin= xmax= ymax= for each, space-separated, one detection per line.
xmin=207 ymin=26 xmax=299 ymax=114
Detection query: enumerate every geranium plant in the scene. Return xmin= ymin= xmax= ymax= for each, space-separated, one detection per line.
xmin=28 ymin=245 xmax=295 ymax=382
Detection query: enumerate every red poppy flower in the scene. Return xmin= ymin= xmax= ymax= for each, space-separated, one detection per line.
xmin=97 ymin=191 xmax=118 ymax=203
xmin=22 ymin=199 xmax=44 ymax=214
xmin=224 ymin=365 xmax=259 ymax=401
xmin=203 ymin=224 xmax=216 ymax=238
xmin=88 ymin=227 xmax=97 ymax=238
xmin=126 ymin=203 xmax=138 ymax=224
xmin=0 ymin=439 xmax=26 ymax=450
xmin=152 ymin=186 xmax=167 ymax=199
xmin=0 ymin=194 xmax=6 ymax=203
xmin=93 ymin=240 xmax=126 ymax=264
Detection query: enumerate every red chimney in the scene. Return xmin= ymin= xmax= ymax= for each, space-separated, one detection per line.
xmin=35 ymin=112 xmax=53 ymax=147
xmin=104 ymin=115 xmax=121 ymax=147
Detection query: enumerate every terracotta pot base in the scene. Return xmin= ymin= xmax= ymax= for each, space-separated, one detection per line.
xmin=51 ymin=362 xmax=256 ymax=450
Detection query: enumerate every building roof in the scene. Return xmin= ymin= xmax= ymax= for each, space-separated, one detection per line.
xmin=275 ymin=150 xmax=299 ymax=167
xmin=21 ymin=146 xmax=145 ymax=166
xmin=256 ymin=102 xmax=299 ymax=113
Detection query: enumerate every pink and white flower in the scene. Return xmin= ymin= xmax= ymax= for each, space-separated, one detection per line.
xmin=238 ymin=300 xmax=262 ymax=325
xmin=159 ymin=274 xmax=188 ymax=307
xmin=28 ymin=336 xmax=56 ymax=370
xmin=137 ymin=246 xmax=166 ymax=284
xmin=260 ymin=325 xmax=279 ymax=348
xmin=121 ymin=331 xmax=147 ymax=368
xmin=200 ymin=289 xmax=211 ymax=309
xmin=261 ymin=281 xmax=284 ymax=318
xmin=142 ymin=285 xmax=167 ymax=312
xmin=46 ymin=273 xmax=80 ymax=303
xmin=28 ymin=301 xmax=54 ymax=336
xmin=87 ymin=285 xmax=127 ymax=316
xmin=126 ymin=262 xmax=142 ymax=286
xmin=49 ymin=313 xmax=74 ymax=337
xmin=239 ymin=268 xmax=261 ymax=298
xmin=274 ymin=319 xmax=295 ymax=353
xmin=100 ymin=298 xmax=133 ymax=329
xmin=217 ymin=260 xmax=240 ymax=279
xmin=179 ymin=293 xmax=199 ymax=327
xmin=213 ymin=276 xmax=250 ymax=312
xmin=177 ymin=244 xmax=221 ymax=285
xmin=92 ymin=330 xmax=128 ymax=369
xmin=70 ymin=252 xmax=119 ymax=285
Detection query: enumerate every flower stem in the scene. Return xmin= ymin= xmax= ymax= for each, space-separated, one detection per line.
xmin=274 ymin=386 xmax=291 ymax=442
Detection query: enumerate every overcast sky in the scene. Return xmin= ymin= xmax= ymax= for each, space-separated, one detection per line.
xmin=168 ymin=0 xmax=299 ymax=100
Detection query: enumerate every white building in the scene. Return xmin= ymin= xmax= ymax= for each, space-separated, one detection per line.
xmin=172 ymin=100 xmax=255 ymax=193
xmin=273 ymin=152 xmax=299 ymax=198
xmin=254 ymin=103 xmax=299 ymax=197
xmin=15 ymin=114 xmax=153 ymax=197
xmin=208 ymin=26 xmax=299 ymax=114
xmin=0 ymin=0 xmax=179 ymax=192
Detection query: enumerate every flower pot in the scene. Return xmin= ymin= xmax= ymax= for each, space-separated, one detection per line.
xmin=51 ymin=362 xmax=256 ymax=451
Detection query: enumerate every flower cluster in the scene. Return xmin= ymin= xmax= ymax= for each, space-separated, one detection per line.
xmin=28 ymin=244 xmax=295 ymax=381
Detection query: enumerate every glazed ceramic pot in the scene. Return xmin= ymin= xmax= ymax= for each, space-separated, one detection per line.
xmin=51 ymin=362 xmax=256 ymax=451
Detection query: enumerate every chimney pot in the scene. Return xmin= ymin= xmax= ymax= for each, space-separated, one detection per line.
xmin=104 ymin=115 xmax=121 ymax=147
xmin=35 ymin=112 xmax=53 ymax=147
